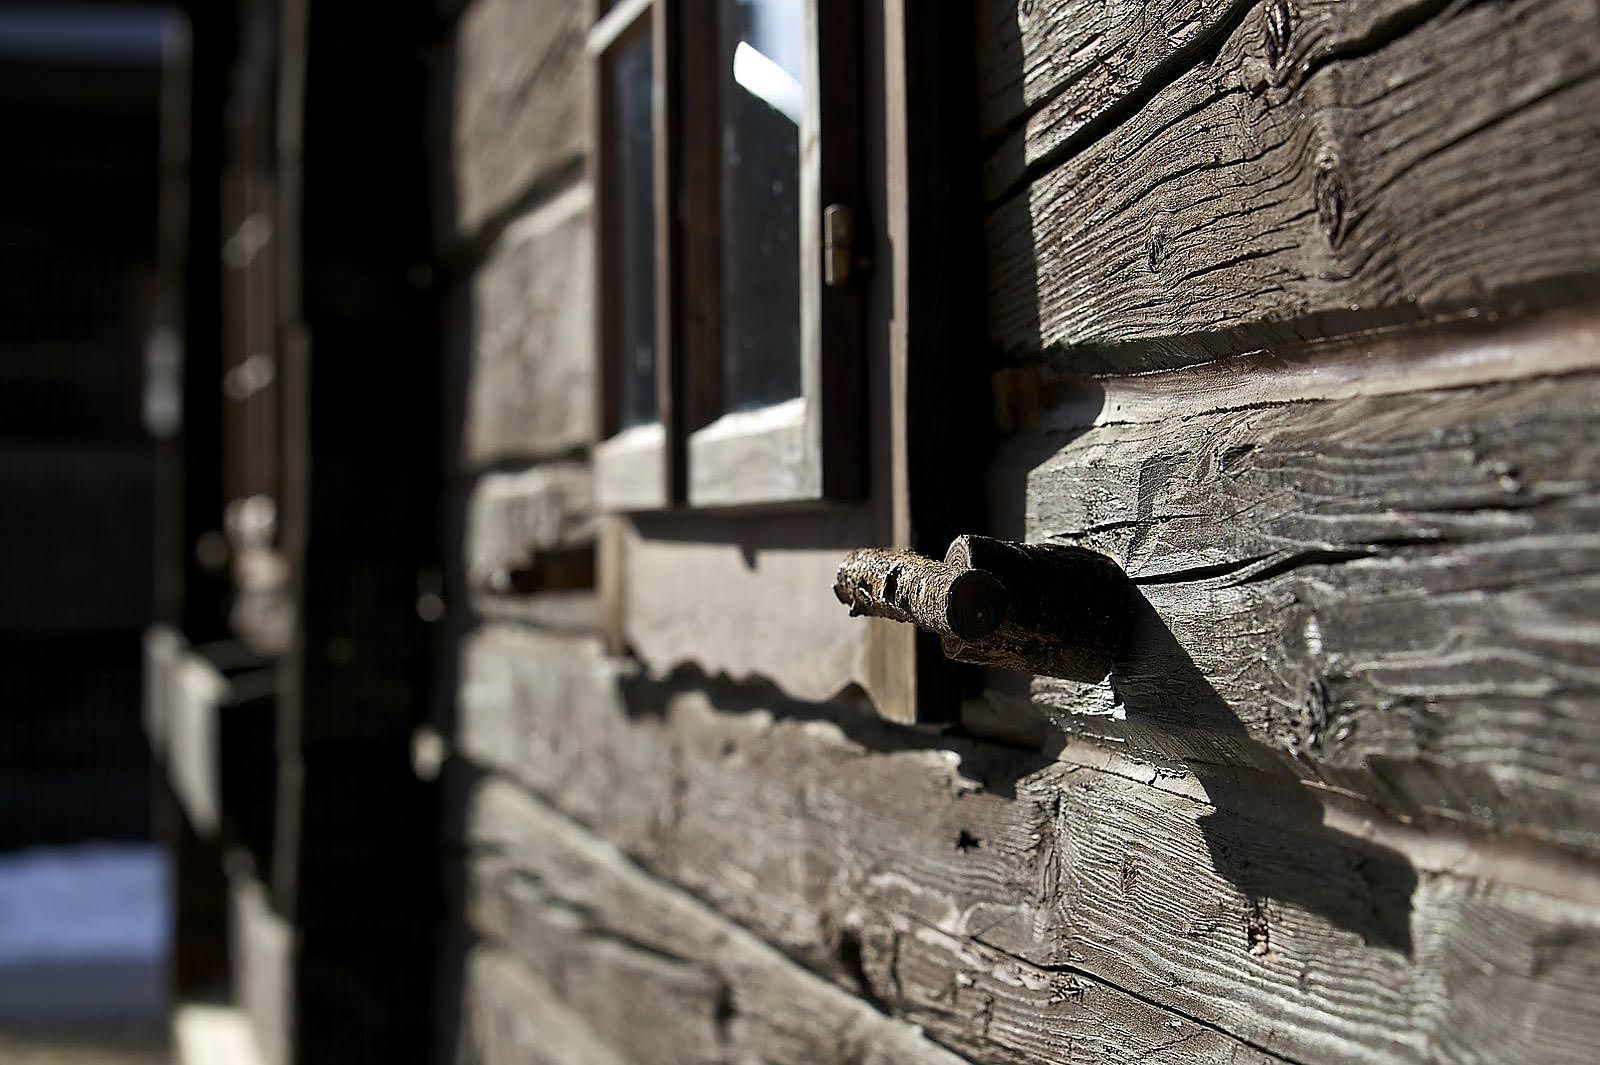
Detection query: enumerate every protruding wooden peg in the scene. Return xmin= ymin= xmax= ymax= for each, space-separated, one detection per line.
xmin=833 ymin=549 xmax=1009 ymax=642
xmin=834 ymin=535 xmax=1132 ymax=681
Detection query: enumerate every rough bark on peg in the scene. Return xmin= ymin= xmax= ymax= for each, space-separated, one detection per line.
xmin=833 ymin=536 xmax=1132 ymax=681
xmin=833 ymin=549 xmax=1009 ymax=642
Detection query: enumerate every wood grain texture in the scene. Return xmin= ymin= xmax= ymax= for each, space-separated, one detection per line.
xmin=988 ymin=367 xmax=1600 ymax=852
xmin=833 ymin=546 xmax=1010 ymax=643
xmin=457 ymin=625 xmax=1600 ymax=1064
xmin=984 ymin=0 xmax=1600 ymax=367
xmin=439 ymin=0 xmax=590 ymax=238
xmin=454 ymin=947 xmax=640 ymax=1065
xmin=463 ymin=777 xmax=974 ymax=1065
xmin=460 ymin=184 xmax=594 ymax=466
xmin=974 ymin=0 xmax=1223 ymax=152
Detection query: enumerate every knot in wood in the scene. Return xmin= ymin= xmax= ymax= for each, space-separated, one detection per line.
xmin=1314 ymin=156 xmax=1346 ymax=246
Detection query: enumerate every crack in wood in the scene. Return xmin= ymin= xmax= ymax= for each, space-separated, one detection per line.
xmin=961 ymin=928 xmax=1308 ymax=1065
xmin=983 ymin=0 xmax=1262 ymax=208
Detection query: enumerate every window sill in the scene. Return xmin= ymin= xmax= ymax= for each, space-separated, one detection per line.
xmin=687 ymin=396 xmax=820 ymax=507
xmin=594 ymin=422 xmax=669 ymax=512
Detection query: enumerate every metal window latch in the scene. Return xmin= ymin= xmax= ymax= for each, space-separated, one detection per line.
xmin=833 ymin=535 xmax=1132 ymax=681
xmin=824 ymin=204 xmax=855 ymax=287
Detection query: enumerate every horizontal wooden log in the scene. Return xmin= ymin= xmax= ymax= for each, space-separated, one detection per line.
xmin=985 ymin=0 xmax=1600 ymax=367
xmin=454 ymin=947 xmax=634 ymax=1065
xmin=436 ymin=0 xmax=588 ymax=238
xmin=466 ymin=463 xmax=595 ymax=596
xmin=620 ymin=509 xmax=881 ymax=705
xmin=465 ymin=774 xmax=1182 ymax=1065
xmin=988 ymin=363 xmax=1600 ymax=852
xmin=974 ymin=0 xmax=1222 ymax=147
xmin=458 ymin=626 xmax=1600 ymax=1064
xmin=468 ymin=589 xmax=598 ymax=632
xmin=457 ymin=629 xmax=670 ymax=850
xmin=975 ymin=0 xmax=1453 ymax=189
xmin=467 ymin=464 xmax=594 ymax=565
xmin=459 ymin=183 xmax=594 ymax=465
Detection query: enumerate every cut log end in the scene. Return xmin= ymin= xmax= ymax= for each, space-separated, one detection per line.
xmin=837 ymin=538 xmax=1133 ymax=680
xmin=944 ymin=568 xmax=1009 ymax=641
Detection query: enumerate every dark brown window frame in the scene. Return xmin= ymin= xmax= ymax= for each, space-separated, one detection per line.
xmin=590 ymin=0 xmax=863 ymax=513
xmin=591 ymin=0 xmax=676 ymax=511
xmin=588 ymin=0 xmax=982 ymax=726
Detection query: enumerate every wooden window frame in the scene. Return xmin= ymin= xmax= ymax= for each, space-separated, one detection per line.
xmin=588 ymin=1 xmax=980 ymax=726
xmin=590 ymin=0 xmax=863 ymax=513
xmin=591 ymin=0 xmax=677 ymax=512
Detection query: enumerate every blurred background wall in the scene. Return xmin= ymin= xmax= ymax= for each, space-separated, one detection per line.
xmin=0 ymin=3 xmax=170 ymax=849
xmin=0 ymin=5 xmax=186 ymax=1056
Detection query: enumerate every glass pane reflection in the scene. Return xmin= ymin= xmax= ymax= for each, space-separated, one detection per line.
xmin=609 ymin=28 xmax=658 ymax=428
xmin=718 ymin=0 xmax=803 ymax=413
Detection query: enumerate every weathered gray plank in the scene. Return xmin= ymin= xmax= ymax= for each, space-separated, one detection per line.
xmin=468 ymin=589 xmax=598 ymax=632
xmin=458 ymin=626 xmax=1600 ymax=1064
xmin=988 ymin=366 xmax=1600 ymax=852
xmin=975 ymin=0 xmax=1469 ymax=189
xmin=464 ymin=777 xmax=976 ymax=1065
xmin=460 ymin=184 xmax=594 ymax=465
xmin=619 ymin=510 xmax=881 ymax=704
xmin=455 ymin=947 xmax=631 ymax=1065
xmin=465 ymin=462 xmax=594 ymax=599
xmin=986 ymin=0 xmax=1600 ymax=366
xmin=437 ymin=0 xmax=588 ymax=238
xmin=974 ymin=0 xmax=1222 ymax=146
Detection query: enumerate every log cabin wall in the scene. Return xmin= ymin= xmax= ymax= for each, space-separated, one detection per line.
xmin=433 ymin=2 xmax=1600 ymax=1064
xmin=428 ymin=0 xmax=978 ymax=1059
xmin=153 ymin=0 xmax=1600 ymax=1060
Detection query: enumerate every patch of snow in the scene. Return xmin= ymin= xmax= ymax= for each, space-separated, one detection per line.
xmin=0 ymin=843 xmax=169 ymax=965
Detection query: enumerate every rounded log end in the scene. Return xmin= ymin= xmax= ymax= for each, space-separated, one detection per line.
xmin=945 ymin=569 xmax=1009 ymax=641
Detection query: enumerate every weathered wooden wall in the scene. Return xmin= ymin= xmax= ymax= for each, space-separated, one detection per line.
xmin=967 ymin=0 xmax=1600 ymax=1059
xmin=433 ymin=1 xmax=1600 ymax=1063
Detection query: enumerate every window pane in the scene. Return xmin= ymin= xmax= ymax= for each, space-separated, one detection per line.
xmin=718 ymin=0 xmax=803 ymax=412
xmin=608 ymin=27 xmax=658 ymax=428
